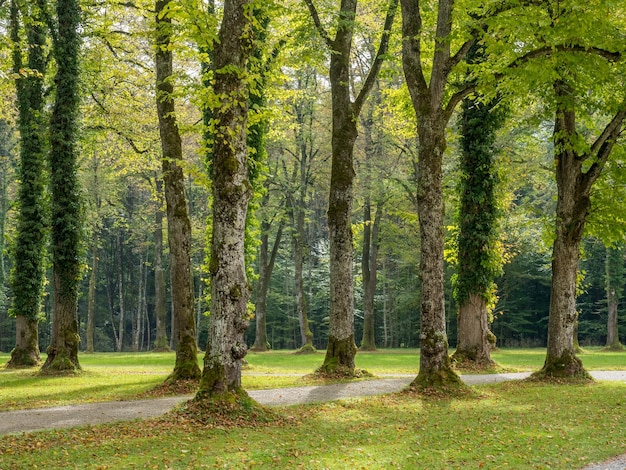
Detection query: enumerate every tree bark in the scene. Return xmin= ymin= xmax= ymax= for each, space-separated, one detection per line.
xmin=360 ymin=204 xmax=381 ymax=351
xmin=400 ymin=0 xmax=469 ymax=387
xmin=86 ymin=242 xmax=98 ymax=353
xmin=305 ymin=0 xmax=397 ymax=376
xmin=605 ymin=246 xmax=624 ymax=350
xmin=251 ymin=218 xmax=282 ymax=351
xmin=116 ymin=233 xmax=125 ymax=352
xmin=538 ymin=81 xmax=625 ymax=378
xmin=196 ymin=0 xmax=254 ymax=399
xmin=153 ymin=180 xmax=169 ymax=351
xmin=155 ymin=0 xmax=201 ymax=382
xmin=42 ymin=0 xmax=83 ymax=373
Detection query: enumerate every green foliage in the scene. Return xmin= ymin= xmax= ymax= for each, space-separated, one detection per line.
xmin=8 ymin=0 xmax=49 ymax=322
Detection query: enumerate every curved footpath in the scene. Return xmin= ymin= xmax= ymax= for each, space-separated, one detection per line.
xmin=0 ymin=371 xmax=624 ymax=469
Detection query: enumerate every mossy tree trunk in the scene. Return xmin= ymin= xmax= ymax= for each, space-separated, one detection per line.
xmin=538 ymin=81 xmax=625 ymax=378
xmin=605 ymin=245 xmax=624 ymax=350
xmin=400 ymin=0 xmax=475 ymax=387
xmin=153 ymin=179 xmax=170 ymax=351
xmin=304 ymin=0 xmax=397 ymax=376
xmin=196 ymin=0 xmax=254 ymax=399
xmin=7 ymin=0 xmax=47 ymax=368
xmin=85 ymin=242 xmax=98 ymax=353
xmin=155 ymin=0 xmax=201 ymax=381
xmin=41 ymin=0 xmax=82 ymax=373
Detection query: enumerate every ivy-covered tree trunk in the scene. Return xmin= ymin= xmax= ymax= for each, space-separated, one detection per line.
xmin=538 ymin=81 xmax=625 ymax=378
xmin=155 ymin=0 xmax=201 ymax=381
xmin=7 ymin=0 xmax=47 ymax=368
xmin=41 ymin=0 xmax=83 ymax=373
xmin=304 ymin=0 xmax=397 ymax=376
xmin=196 ymin=0 xmax=254 ymax=399
xmin=153 ymin=179 xmax=169 ymax=351
xmin=605 ymin=246 xmax=624 ymax=350
xmin=452 ymin=51 xmax=503 ymax=366
xmin=0 ymin=121 xmax=11 ymax=314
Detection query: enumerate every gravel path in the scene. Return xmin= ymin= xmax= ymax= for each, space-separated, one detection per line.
xmin=0 ymin=371 xmax=624 ymax=468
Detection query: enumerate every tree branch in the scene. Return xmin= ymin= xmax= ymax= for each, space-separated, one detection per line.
xmin=353 ymin=0 xmax=398 ymax=116
xmin=302 ymin=0 xmax=333 ymax=49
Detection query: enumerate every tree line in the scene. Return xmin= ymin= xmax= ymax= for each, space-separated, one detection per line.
xmin=0 ymin=0 xmax=625 ymax=398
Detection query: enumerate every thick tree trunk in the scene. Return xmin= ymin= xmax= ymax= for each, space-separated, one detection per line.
xmin=196 ymin=0 xmax=253 ymax=399
xmin=319 ymin=28 xmax=360 ymax=372
xmin=321 ymin=118 xmax=358 ymax=374
xmin=412 ymin=123 xmax=459 ymax=387
xmin=7 ymin=316 xmax=40 ymax=367
xmin=539 ymin=88 xmax=589 ymax=378
xmin=155 ymin=0 xmax=201 ymax=382
xmin=454 ymin=294 xmax=494 ymax=364
xmin=294 ymin=210 xmax=314 ymax=352
xmin=153 ymin=182 xmax=169 ymax=351
xmin=42 ymin=0 xmax=82 ymax=373
xmin=8 ymin=0 xmax=47 ymax=368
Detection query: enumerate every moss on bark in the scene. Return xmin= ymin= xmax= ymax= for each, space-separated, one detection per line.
xmin=533 ymin=350 xmax=591 ymax=381
xmin=317 ymin=334 xmax=357 ymax=376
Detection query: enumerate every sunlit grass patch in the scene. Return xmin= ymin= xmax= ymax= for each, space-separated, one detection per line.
xmin=0 ymin=381 xmax=624 ymax=469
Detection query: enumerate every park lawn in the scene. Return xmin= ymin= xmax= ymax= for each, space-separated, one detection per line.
xmin=0 ymin=380 xmax=624 ymax=469
xmin=0 ymin=348 xmax=624 ymax=410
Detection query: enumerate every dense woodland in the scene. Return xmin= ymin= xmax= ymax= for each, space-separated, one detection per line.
xmin=0 ymin=0 xmax=625 ymax=384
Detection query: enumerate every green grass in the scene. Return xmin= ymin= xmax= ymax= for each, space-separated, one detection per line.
xmin=0 ymin=348 xmax=624 ymax=411
xmin=0 ymin=380 xmax=624 ymax=469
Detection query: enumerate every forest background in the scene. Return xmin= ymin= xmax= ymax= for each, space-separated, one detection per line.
xmin=0 ymin=0 xmax=625 ymax=357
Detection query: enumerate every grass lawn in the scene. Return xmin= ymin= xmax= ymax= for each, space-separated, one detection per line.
xmin=0 ymin=348 xmax=624 ymax=468
xmin=0 ymin=380 xmax=624 ymax=469
xmin=0 ymin=347 xmax=624 ymax=410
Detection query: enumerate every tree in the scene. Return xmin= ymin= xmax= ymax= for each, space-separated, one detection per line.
xmin=452 ymin=42 xmax=505 ymax=367
xmin=400 ymin=0 xmax=476 ymax=387
xmin=358 ymin=85 xmax=385 ymax=351
xmin=7 ymin=0 xmax=48 ymax=368
xmin=303 ymin=0 xmax=398 ymax=375
xmin=152 ymin=179 xmax=170 ymax=351
xmin=42 ymin=0 xmax=83 ymax=372
xmin=155 ymin=0 xmax=201 ymax=381
xmin=196 ymin=0 xmax=256 ymax=398
xmin=605 ymin=245 xmax=624 ymax=350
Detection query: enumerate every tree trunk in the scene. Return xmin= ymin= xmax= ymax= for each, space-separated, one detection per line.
xmin=293 ymin=206 xmax=314 ymax=352
xmin=539 ymin=84 xmax=590 ymax=378
xmin=41 ymin=0 xmax=82 ymax=373
xmin=153 ymin=180 xmax=169 ymax=351
xmin=7 ymin=0 xmax=47 ymax=368
xmin=455 ymin=294 xmax=494 ymax=364
xmin=251 ymin=219 xmax=282 ymax=351
xmin=7 ymin=316 xmax=40 ymax=367
xmin=196 ymin=0 xmax=254 ymax=399
xmin=412 ymin=122 xmax=459 ymax=387
xmin=155 ymin=0 xmax=201 ymax=382
xmin=116 ymin=233 xmax=125 ymax=352
xmin=86 ymin=242 xmax=98 ymax=353
xmin=132 ymin=255 xmax=144 ymax=352
xmin=605 ymin=246 xmax=624 ymax=350
xmin=361 ymin=204 xmax=381 ymax=351
xmin=452 ymin=54 xmax=502 ymax=366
